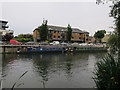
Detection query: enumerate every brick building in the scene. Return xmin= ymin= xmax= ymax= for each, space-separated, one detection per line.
xmin=33 ymin=25 xmax=89 ymax=43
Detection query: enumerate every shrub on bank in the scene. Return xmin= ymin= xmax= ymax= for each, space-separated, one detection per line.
xmin=93 ymin=54 xmax=120 ymax=89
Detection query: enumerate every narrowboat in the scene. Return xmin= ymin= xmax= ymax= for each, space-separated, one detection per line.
xmin=21 ymin=46 xmax=67 ymax=53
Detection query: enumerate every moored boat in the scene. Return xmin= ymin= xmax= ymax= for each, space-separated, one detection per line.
xmin=24 ymin=46 xmax=66 ymax=53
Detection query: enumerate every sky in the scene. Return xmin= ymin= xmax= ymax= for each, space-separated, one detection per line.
xmin=0 ymin=0 xmax=114 ymax=36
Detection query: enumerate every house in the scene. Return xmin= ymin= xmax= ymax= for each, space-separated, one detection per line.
xmin=101 ymin=34 xmax=110 ymax=43
xmin=33 ymin=25 xmax=89 ymax=43
xmin=89 ymin=36 xmax=93 ymax=43
xmin=90 ymin=37 xmax=96 ymax=43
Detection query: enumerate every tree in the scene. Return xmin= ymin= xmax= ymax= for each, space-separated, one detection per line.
xmin=96 ymin=1 xmax=120 ymax=53
xmin=93 ymin=1 xmax=120 ymax=89
xmin=37 ymin=20 xmax=48 ymax=41
xmin=13 ymin=34 xmax=33 ymax=42
xmin=18 ymin=34 xmax=24 ymax=38
xmin=2 ymin=33 xmax=13 ymax=41
xmin=94 ymin=30 xmax=106 ymax=42
xmin=108 ymin=33 xmax=118 ymax=53
xmin=66 ymin=24 xmax=72 ymax=42
xmin=110 ymin=1 xmax=120 ymax=59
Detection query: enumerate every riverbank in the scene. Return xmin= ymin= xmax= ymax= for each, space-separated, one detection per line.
xmin=0 ymin=44 xmax=108 ymax=54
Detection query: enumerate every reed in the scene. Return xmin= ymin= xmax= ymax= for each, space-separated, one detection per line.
xmin=11 ymin=71 xmax=28 ymax=90
xmin=93 ymin=54 xmax=120 ymax=89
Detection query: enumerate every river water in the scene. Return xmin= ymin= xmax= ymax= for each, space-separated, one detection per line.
xmin=2 ymin=52 xmax=107 ymax=88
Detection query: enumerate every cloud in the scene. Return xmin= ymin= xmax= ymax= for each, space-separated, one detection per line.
xmin=0 ymin=0 xmax=96 ymax=2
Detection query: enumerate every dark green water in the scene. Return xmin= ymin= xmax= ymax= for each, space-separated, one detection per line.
xmin=2 ymin=52 xmax=107 ymax=88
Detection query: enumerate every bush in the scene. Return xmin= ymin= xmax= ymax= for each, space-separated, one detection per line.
xmin=13 ymin=34 xmax=33 ymax=42
xmin=60 ymin=41 xmax=63 ymax=43
xmin=71 ymin=40 xmax=74 ymax=43
xmin=47 ymin=39 xmax=52 ymax=43
xmin=45 ymin=40 xmax=48 ymax=42
xmin=93 ymin=54 xmax=120 ymax=89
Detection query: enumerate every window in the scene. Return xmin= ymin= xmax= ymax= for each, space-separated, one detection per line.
xmin=76 ymin=33 xmax=77 ymax=35
xmin=58 ymin=36 xmax=60 ymax=38
xmin=62 ymin=36 xmax=65 ymax=38
xmin=53 ymin=48 xmax=55 ymax=50
xmin=86 ymin=34 xmax=89 ymax=37
xmin=79 ymin=33 xmax=82 ymax=35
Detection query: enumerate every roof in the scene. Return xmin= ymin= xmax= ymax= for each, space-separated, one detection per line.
xmin=101 ymin=34 xmax=110 ymax=42
xmin=83 ymin=30 xmax=89 ymax=34
xmin=34 ymin=25 xmax=87 ymax=33
xmin=48 ymin=25 xmax=83 ymax=33
xmin=0 ymin=20 xmax=8 ymax=23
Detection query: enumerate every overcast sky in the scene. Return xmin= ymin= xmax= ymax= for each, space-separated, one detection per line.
xmin=1 ymin=1 xmax=114 ymax=36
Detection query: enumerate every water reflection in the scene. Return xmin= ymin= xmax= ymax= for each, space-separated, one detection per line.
xmin=2 ymin=52 xmax=107 ymax=88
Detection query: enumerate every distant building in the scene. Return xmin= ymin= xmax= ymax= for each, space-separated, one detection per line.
xmin=91 ymin=37 xmax=96 ymax=43
xmin=89 ymin=34 xmax=110 ymax=44
xmin=0 ymin=20 xmax=14 ymax=41
xmin=89 ymin=36 xmax=93 ymax=43
xmin=101 ymin=34 xmax=110 ymax=43
xmin=33 ymin=25 xmax=89 ymax=43
xmin=0 ymin=20 xmax=9 ymax=30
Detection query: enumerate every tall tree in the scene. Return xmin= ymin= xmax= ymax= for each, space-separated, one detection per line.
xmin=110 ymin=1 xmax=120 ymax=59
xmin=94 ymin=30 xmax=106 ymax=42
xmin=38 ymin=20 xmax=48 ymax=41
xmin=93 ymin=1 xmax=120 ymax=89
xmin=97 ymin=0 xmax=120 ymax=58
xmin=108 ymin=32 xmax=118 ymax=53
xmin=66 ymin=24 xmax=72 ymax=42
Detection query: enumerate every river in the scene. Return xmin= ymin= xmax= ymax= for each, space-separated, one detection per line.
xmin=1 ymin=52 xmax=107 ymax=88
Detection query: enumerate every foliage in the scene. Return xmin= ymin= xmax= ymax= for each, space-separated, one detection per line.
xmin=37 ymin=20 xmax=48 ymax=41
xmin=13 ymin=34 xmax=33 ymax=42
xmin=45 ymin=40 xmax=49 ymax=43
xmin=93 ymin=54 xmax=120 ymax=89
xmin=108 ymin=33 xmax=118 ymax=54
xmin=48 ymin=39 xmax=52 ymax=43
xmin=94 ymin=30 xmax=106 ymax=42
xmin=2 ymin=33 xmax=13 ymax=41
xmin=96 ymin=1 xmax=120 ymax=55
xmin=96 ymin=0 xmax=119 ymax=4
xmin=66 ymin=24 xmax=72 ymax=42
xmin=93 ymin=1 xmax=120 ymax=89
xmin=71 ymin=40 xmax=74 ymax=43
xmin=60 ymin=41 xmax=63 ymax=43
xmin=110 ymin=1 xmax=120 ymax=59
xmin=17 ymin=34 xmax=24 ymax=38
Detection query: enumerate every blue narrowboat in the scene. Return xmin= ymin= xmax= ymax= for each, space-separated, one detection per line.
xmin=26 ymin=46 xmax=66 ymax=53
